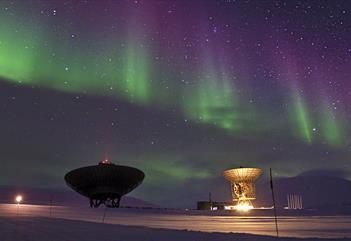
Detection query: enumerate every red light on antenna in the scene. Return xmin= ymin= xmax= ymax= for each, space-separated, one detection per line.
xmin=99 ymin=159 xmax=112 ymax=165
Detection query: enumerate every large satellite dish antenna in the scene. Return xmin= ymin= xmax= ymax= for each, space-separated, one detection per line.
xmin=223 ymin=167 xmax=262 ymax=210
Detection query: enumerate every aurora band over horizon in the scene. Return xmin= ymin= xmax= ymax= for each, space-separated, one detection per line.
xmin=0 ymin=1 xmax=347 ymax=148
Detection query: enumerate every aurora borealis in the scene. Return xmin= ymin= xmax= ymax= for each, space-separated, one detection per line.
xmin=1 ymin=0 xmax=351 ymax=207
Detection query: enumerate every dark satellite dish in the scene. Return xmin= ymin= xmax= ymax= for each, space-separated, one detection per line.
xmin=64 ymin=160 xmax=144 ymax=208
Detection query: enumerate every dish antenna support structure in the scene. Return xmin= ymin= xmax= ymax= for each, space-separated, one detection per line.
xmin=223 ymin=167 xmax=262 ymax=209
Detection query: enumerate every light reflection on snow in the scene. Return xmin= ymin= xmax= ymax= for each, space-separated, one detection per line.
xmin=0 ymin=204 xmax=350 ymax=238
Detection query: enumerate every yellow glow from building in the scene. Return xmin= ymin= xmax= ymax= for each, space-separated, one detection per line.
xmin=224 ymin=202 xmax=253 ymax=212
xmin=234 ymin=203 xmax=253 ymax=212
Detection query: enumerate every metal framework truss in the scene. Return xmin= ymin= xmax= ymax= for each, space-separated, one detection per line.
xmin=89 ymin=197 xmax=121 ymax=208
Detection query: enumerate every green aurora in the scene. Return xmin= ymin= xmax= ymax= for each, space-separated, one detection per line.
xmin=0 ymin=5 xmax=347 ymax=148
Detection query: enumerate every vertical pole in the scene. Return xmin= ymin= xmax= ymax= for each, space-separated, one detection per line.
xmin=270 ymin=168 xmax=279 ymax=237
xmin=296 ymin=195 xmax=299 ymax=209
xmin=296 ymin=195 xmax=298 ymax=209
xmin=209 ymin=192 xmax=212 ymax=210
xmin=297 ymin=195 xmax=300 ymax=209
xmin=297 ymin=195 xmax=301 ymax=209
xmin=102 ymin=206 xmax=107 ymax=223
xmin=289 ymin=195 xmax=291 ymax=209
xmin=15 ymin=203 xmax=19 ymax=237
xmin=293 ymin=195 xmax=295 ymax=209
xmin=49 ymin=197 xmax=53 ymax=217
xmin=288 ymin=195 xmax=290 ymax=209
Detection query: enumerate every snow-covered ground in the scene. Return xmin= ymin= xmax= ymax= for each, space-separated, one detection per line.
xmin=1 ymin=216 xmax=351 ymax=241
xmin=0 ymin=204 xmax=350 ymax=240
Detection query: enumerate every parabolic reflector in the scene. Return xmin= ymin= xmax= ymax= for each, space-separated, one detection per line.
xmin=223 ymin=167 xmax=262 ymax=207
xmin=65 ymin=160 xmax=144 ymax=208
xmin=223 ymin=167 xmax=262 ymax=182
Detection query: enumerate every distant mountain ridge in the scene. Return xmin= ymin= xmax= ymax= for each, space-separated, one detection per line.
xmin=0 ymin=186 xmax=157 ymax=208
xmin=256 ymin=174 xmax=351 ymax=209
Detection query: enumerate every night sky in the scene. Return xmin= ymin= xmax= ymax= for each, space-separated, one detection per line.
xmin=1 ymin=0 xmax=351 ymax=207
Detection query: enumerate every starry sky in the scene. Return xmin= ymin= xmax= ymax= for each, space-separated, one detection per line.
xmin=0 ymin=0 xmax=351 ymax=207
